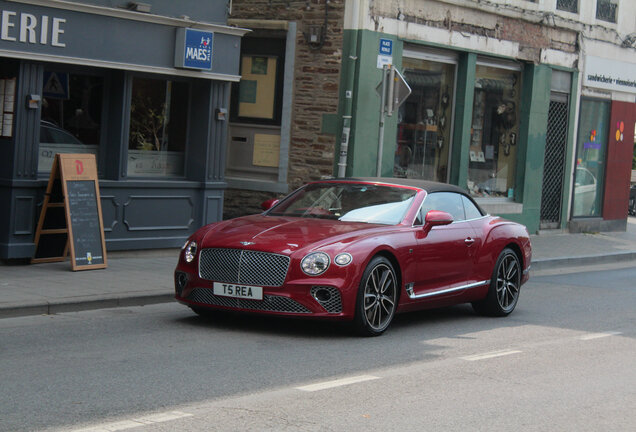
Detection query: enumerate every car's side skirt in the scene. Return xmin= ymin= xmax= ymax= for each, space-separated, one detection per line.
xmin=405 ymin=280 xmax=490 ymax=300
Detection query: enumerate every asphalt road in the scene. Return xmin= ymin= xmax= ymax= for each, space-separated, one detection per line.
xmin=1 ymin=265 xmax=635 ymax=431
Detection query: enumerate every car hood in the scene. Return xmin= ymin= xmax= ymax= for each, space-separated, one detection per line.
xmin=200 ymin=214 xmax=388 ymax=255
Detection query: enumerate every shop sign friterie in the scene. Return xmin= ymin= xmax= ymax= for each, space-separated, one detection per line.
xmin=584 ymin=56 xmax=636 ymax=94
xmin=175 ymin=28 xmax=213 ymax=70
xmin=0 ymin=8 xmax=66 ymax=47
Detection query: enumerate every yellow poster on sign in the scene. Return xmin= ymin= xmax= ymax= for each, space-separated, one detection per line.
xmin=253 ymin=134 xmax=280 ymax=167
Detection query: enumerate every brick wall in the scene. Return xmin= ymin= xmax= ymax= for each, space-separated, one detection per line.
xmin=224 ymin=1 xmax=344 ymax=220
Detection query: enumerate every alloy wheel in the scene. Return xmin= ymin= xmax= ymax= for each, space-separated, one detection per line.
xmin=362 ymin=262 xmax=397 ymax=332
xmin=495 ymin=252 xmax=520 ymax=312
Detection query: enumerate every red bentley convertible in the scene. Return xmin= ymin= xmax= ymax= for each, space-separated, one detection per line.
xmin=175 ymin=178 xmax=531 ymax=336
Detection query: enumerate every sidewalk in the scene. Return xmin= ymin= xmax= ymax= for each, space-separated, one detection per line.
xmin=1 ymin=217 xmax=636 ymax=319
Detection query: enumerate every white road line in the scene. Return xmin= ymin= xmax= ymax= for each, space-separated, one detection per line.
xmin=296 ymin=375 xmax=380 ymax=392
xmin=69 ymin=411 xmax=192 ymax=432
xmin=461 ymin=349 xmax=522 ymax=361
xmin=579 ymin=331 xmax=622 ymax=340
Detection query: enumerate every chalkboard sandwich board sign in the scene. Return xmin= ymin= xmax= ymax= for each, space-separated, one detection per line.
xmin=32 ymin=154 xmax=108 ymax=271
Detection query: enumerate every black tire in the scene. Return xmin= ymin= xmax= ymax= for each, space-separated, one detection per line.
xmin=629 ymin=196 xmax=636 ymax=216
xmin=472 ymin=248 xmax=521 ymax=317
xmin=353 ymin=256 xmax=398 ymax=336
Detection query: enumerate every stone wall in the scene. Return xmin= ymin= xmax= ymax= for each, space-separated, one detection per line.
xmin=224 ymin=1 xmax=344 ymax=220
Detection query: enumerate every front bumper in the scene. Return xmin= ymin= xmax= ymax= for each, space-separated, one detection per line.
xmin=174 ymin=269 xmax=355 ymax=320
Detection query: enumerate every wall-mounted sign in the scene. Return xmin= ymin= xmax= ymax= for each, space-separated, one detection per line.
xmin=584 ymin=56 xmax=636 ymax=95
xmin=0 ymin=8 xmax=66 ymax=47
xmin=174 ymin=28 xmax=214 ymax=70
xmin=377 ymin=38 xmax=393 ymax=69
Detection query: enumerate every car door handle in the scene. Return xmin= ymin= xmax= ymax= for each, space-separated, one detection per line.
xmin=464 ymin=237 xmax=475 ymax=246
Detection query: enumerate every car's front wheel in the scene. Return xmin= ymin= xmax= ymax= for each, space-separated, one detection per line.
xmin=353 ymin=256 xmax=398 ymax=336
xmin=472 ymin=248 xmax=521 ymax=316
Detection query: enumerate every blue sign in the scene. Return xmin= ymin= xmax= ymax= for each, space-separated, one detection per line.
xmin=43 ymin=71 xmax=69 ymax=99
xmin=176 ymin=28 xmax=213 ymax=70
xmin=379 ymin=38 xmax=393 ymax=56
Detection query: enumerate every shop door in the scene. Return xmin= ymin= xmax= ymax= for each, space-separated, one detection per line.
xmin=540 ymin=93 xmax=569 ymax=229
xmin=572 ymin=99 xmax=610 ymax=218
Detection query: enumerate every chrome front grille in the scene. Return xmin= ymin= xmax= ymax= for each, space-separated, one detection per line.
xmin=187 ymin=288 xmax=310 ymax=314
xmin=199 ymin=248 xmax=290 ymax=287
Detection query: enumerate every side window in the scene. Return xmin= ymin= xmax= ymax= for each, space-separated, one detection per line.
xmin=462 ymin=195 xmax=484 ymax=220
xmin=418 ymin=192 xmax=466 ymax=223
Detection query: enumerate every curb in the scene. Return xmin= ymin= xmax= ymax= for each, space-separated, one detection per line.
xmin=531 ymin=251 xmax=636 ymax=271
xmin=0 ymin=293 xmax=173 ymax=319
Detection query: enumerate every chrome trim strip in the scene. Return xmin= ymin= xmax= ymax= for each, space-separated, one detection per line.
xmin=406 ymin=280 xmax=490 ymax=300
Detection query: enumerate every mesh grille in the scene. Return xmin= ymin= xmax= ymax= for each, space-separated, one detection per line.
xmin=556 ymin=0 xmax=577 ymax=13
xmin=199 ymin=248 xmax=290 ymax=287
xmin=596 ymin=0 xmax=617 ymax=23
xmin=310 ymin=286 xmax=343 ymax=314
xmin=187 ymin=288 xmax=311 ymax=314
xmin=540 ymin=99 xmax=568 ymax=228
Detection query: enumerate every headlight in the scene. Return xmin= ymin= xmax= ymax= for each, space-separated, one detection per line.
xmin=334 ymin=253 xmax=352 ymax=266
xmin=301 ymin=252 xmax=330 ymax=276
xmin=184 ymin=241 xmax=197 ymax=263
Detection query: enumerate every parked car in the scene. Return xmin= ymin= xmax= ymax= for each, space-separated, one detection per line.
xmin=174 ymin=178 xmax=532 ymax=336
xmin=629 ymin=185 xmax=636 ymax=216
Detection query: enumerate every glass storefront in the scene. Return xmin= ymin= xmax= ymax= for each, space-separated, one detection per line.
xmin=394 ymin=56 xmax=455 ymax=182
xmin=127 ymin=77 xmax=188 ymax=177
xmin=467 ymin=63 xmax=521 ymax=198
xmin=39 ymin=71 xmax=103 ymax=173
xmin=572 ymin=98 xmax=609 ymax=217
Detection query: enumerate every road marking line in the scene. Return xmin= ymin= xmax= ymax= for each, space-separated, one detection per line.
xmin=296 ymin=375 xmax=380 ymax=392
xmin=461 ymin=349 xmax=522 ymax=361
xmin=70 ymin=411 xmax=192 ymax=432
xmin=579 ymin=331 xmax=622 ymax=340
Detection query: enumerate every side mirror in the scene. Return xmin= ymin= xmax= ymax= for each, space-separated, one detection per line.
xmin=424 ymin=210 xmax=453 ymax=228
xmin=261 ymin=198 xmax=280 ymax=211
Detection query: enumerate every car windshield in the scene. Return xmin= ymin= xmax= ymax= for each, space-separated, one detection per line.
xmin=268 ymin=183 xmax=417 ymax=225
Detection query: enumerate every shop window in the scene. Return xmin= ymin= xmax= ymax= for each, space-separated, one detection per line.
xmin=127 ymin=77 xmax=188 ymax=177
xmin=395 ymin=58 xmax=455 ymax=182
xmin=39 ymin=72 xmax=103 ymax=173
xmin=227 ymin=36 xmax=286 ymax=183
xmin=596 ymin=0 xmax=617 ymax=23
xmin=572 ymin=98 xmax=609 ymax=217
xmin=467 ymin=64 xmax=521 ymax=198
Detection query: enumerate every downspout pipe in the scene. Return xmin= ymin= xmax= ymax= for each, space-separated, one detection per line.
xmin=337 ymin=0 xmax=360 ymax=178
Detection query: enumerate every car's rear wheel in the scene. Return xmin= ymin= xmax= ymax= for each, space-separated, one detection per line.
xmin=629 ymin=195 xmax=636 ymax=216
xmin=472 ymin=248 xmax=521 ymax=316
xmin=354 ymin=256 xmax=398 ymax=336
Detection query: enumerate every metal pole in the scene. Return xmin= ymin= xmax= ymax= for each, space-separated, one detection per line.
xmin=376 ymin=65 xmax=388 ymax=177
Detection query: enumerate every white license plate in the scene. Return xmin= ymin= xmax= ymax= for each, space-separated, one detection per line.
xmin=213 ymin=282 xmax=263 ymax=300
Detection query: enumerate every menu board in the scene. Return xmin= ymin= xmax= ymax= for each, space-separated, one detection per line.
xmin=32 ymin=154 xmax=107 ymax=271
xmin=67 ymin=180 xmax=105 ymax=267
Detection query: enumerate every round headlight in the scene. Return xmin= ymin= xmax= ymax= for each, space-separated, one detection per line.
xmin=184 ymin=241 xmax=197 ymax=263
xmin=301 ymin=252 xmax=330 ymax=276
xmin=334 ymin=253 xmax=353 ymax=266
